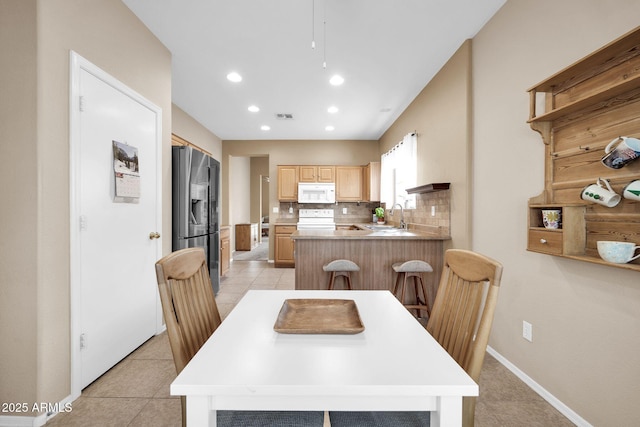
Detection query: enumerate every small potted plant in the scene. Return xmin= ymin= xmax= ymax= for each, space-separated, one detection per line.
xmin=375 ymin=207 xmax=385 ymax=224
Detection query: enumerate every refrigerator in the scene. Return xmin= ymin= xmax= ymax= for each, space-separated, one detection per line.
xmin=172 ymin=146 xmax=220 ymax=294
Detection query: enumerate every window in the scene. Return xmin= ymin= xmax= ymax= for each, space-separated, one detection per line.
xmin=381 ymin=133 xmax=417 ymax=209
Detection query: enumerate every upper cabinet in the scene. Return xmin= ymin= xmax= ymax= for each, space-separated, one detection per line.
xmin=277 ymin=166 xmax=298 ymax=201
xmin=335 ymin=166 xmax=363 ymax=201
xmin=299 ymin=166 xmax=335 ymax=183
xmin=278 ymin=164 xmax=380 ymax=202
xmin=526 ymin=26 xmax=640 ymax=271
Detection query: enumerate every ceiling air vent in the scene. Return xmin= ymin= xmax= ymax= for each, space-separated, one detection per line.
xmin=275 ymin=113 xmax=294 ymax=120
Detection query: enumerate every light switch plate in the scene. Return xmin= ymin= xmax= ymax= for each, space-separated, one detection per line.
xmin=522 ymin=321 xmax=533 ymax=342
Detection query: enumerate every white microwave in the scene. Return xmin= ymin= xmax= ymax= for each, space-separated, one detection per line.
xmin=298 ymin=182 xmax=336 ymax=204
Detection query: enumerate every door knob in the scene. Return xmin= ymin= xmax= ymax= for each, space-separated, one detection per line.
xmin=149 ymin=232 xmax=161 ymax=240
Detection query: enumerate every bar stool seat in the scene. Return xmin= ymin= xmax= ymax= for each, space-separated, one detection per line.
xmin=392 ymin=260 xmax=433 ymax=318
xmin=323 ymin=259 xmax=360 ymax=290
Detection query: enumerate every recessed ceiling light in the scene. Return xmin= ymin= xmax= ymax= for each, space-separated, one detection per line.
xmin=325 ymin=125 xmax=335 ymax=131
xmin=261 ymin=125 xmax=271 ymax=131
xmin=329 ymin=75 xmax=344 ymax=86
xmin=327 ymin=106 xmax=339 ymax=114
xmin=248 ymin=105 xmax=260 ymax=113
xmin=226 ymin=72 xmax=242 ymax=83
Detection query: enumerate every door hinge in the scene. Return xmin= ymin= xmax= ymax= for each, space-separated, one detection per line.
xmin=79 ymin=96 xmax=85 ymax=112
xmin=80 ymin=333 xmax=87 ymax=350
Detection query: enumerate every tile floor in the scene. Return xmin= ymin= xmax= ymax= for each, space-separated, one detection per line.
xmin=45 ymin=259 xmax=574 ymax=426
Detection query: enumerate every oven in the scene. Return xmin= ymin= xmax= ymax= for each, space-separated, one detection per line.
xmin=296 ymin=209 xmax=336 ymax=230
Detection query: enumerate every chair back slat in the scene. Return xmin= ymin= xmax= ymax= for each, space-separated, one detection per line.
xmin=155 ymin=247 xmax=222 ymax=374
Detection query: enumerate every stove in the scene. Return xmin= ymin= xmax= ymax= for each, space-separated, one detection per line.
xmin=297 ymin=209 xmax=336 ymax=230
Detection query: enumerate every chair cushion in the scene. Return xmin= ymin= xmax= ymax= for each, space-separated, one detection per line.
xmin=329 ymin=411 xmax=430 ymax=427
xmin=392 ymin=260 xmax=433 ymax=273
xmin=323 ymin=259 xmax=360 ymax=272
xmin=218 ymin=410 xmax=324 ymax=426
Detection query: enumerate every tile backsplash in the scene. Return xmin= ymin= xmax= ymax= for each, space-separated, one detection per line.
xmin=278 ymin=201 xmax=381 ymax=223
xmin=276 ymin=190 xmax=450 ymax=235
xmin=402 ymin=190 xmax=451 ymax=235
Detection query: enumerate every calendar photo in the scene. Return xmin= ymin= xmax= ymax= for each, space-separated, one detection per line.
xmin=112 ymin=140 xmax=140 ymax=202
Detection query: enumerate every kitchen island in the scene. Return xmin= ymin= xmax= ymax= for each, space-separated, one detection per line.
xmin=291 ymin=225 xmax=450 ymax=308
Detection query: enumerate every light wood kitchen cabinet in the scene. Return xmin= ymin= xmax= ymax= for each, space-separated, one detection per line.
xmin=220 ymin=226 xmax=230 ymax=276
xmin=335 ymin=166 xmax=363 ymax=201
xmin=526 ymin=27 xmax=640 ymax=271
xmin=362 ymin=162 xmax=381 ymax=202
xmin=299 ymin=166 xmax=335 ymax=183
xmin=274 ymin=225 xmax=296 ymax=268
xmin=235 ymin=223 xmax=258 ymax=251
xmin=277 ymin=166 xmax=298 ymax=201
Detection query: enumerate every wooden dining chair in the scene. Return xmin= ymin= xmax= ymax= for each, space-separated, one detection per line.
xmin=329 ymin=249 xmax=503 ymax=427
xmin=155 ymin=247 xmax=323 ymax=427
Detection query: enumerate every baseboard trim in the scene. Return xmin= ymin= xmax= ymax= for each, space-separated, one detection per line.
xmin=486 ymin=346 xmax=591 ymax=427
xmin=0 ymin=394 xmax=73 ymax=427
xmin=0 ymin=415 xmax=36 ymax=427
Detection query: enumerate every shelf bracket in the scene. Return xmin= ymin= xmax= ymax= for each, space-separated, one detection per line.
xmin=529 ymin=121 xmax=552 ymax=145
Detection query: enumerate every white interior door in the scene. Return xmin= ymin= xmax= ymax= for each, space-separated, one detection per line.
xmin=70 ymin=52 xmax=162 ymax=391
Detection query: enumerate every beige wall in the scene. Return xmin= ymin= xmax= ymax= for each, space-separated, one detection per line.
xmin=0 ymin=0 xmax=172 ymax=415
xmin=229 ymin=156 xmax=251 ymax=251
xmin=379 ymin=41 xmax=472 ymax=250
xmin=250 ymin=157 xmax=270 ymax=224
xmin=0 ymin=0 xmax=39 ymax=408
xmin=472 ymin=1 xmax=640 ymax=425
xmin=172 ymin=104 xmax=223 ymax=161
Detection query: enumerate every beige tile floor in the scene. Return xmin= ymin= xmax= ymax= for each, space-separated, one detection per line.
xmin=45 ymin=259 xmax=574 ymax=426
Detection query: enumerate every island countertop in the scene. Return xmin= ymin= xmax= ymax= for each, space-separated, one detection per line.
xmin=291 ymin=224 xmax=451 ymax=240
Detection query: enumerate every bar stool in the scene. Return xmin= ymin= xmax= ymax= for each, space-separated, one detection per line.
xmin=392 ymin=260 xmax=433 ymax=318
xmin=323 ymin=259 xmax=360 ymax=290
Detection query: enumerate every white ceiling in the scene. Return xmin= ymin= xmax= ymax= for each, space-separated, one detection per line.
xmin=123 ymin=0 xmax=505 ymax=141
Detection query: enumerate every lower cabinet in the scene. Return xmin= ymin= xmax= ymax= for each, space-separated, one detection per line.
xmin=220 ymin=226 xmax=230 ymax=276
xmin=274 ymin=225 xmax=296 ymax=268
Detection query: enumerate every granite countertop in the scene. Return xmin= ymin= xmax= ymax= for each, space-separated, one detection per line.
xmin=291 ymin=223 xmax=450 ymax=240
xmin=272 ymin=218 xmax=298 ymax=225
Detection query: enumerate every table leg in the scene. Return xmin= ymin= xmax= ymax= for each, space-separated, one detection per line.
xmin=430 ymin=396 xmax=462 ymax=427
xmin=186 ymin=395 xmax=215 ymax=427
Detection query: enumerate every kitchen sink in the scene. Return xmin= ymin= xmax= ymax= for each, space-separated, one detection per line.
xmin=364 ymin=225 xmax=401 ymax=232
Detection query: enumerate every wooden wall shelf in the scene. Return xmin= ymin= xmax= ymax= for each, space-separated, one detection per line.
xmin=526 ymin=26 xmax=640 ymax=271
xmin=406 ymin=183 xmax=450 ymax=194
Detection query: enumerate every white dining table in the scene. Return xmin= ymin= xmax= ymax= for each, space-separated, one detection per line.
xmin=171 ymin=290 xmax=478 ymax=427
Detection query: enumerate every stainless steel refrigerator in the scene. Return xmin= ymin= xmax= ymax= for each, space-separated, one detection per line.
xmin=172 ymin=146 xmax=220 ymax=294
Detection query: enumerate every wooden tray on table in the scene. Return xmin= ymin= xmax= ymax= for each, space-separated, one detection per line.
xmin=273 ymin=299 xmax=364 ymax=334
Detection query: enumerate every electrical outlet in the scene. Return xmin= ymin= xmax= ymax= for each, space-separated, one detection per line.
xmin=342 ymin=207 xmax=348 ymax=214
xmin=273 ymin=207 xmax=279 ymax=213
xmin=522 ymin=321 xmax=533 ymax=342
xmin=431 ymin=206 xmax=436 ymax=216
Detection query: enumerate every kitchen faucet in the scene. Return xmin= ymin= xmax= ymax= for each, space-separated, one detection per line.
xmin=390 ymin=203 xmax=406 ymax=229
